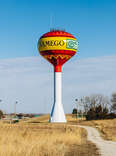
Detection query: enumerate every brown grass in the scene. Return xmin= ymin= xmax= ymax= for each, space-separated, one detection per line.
xmin=79 ymin=118 xmax=116 ymax=141
xmin=0 ymin=115 xmax=99 ymax=156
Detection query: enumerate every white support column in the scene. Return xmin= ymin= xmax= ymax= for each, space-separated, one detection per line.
xmin=50 ymin=72 xmax=66 ymax=123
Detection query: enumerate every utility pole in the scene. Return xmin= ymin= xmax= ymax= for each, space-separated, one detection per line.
xmin=14 ymin=101 xmax=18 ymax=117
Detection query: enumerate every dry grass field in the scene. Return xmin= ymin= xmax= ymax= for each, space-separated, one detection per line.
xmin=0 ymin=115 xmax=99 ymax=156
xmin=79 ymin=118 xmax=116 ymax=141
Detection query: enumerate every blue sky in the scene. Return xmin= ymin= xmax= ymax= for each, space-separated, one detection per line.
xmin=0 ymin=0 xmax=116 ymax=59
xmin=0 ymin=0 xmax=116 ymax=113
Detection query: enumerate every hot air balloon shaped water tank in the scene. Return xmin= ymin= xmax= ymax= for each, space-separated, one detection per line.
xmin=38 ymin=30 xmax=78 ymax=122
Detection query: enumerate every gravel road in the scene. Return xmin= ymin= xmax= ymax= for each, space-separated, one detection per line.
xmin=79 ymin=125 xmax=116 ymax=156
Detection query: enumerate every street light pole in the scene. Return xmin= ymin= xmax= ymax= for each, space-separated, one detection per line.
xmin=75 ymin=97 xmax=85 ymax=120
xmin=0 ymin=99 xmax=2 ymax=111
xmin=75 ymin=99 xmax=78 ymax=118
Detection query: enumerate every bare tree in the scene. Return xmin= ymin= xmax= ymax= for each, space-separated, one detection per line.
xmin=111 ymin=93 xmax=116 ymax=113
xmin=81 ymin=94 xmax=110 ymax=120
xmin=83 ymin=94 xmax=110 ymax=112
xmin=0 ymin=110 xmax=3 ymax=119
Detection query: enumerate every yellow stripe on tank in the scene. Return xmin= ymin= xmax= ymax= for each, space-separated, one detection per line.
xmin=38 ymin=37 xmax=78 ymax=52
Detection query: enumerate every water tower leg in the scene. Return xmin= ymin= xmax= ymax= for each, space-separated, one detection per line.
xmin=50 ymin=72 xmax=66 ymax=123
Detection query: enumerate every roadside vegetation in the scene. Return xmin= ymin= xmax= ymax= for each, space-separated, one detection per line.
xmin=79 ymin=119 xmax=116 ymax=141
xmin=71 ymin=93 xmax=116 ymax=142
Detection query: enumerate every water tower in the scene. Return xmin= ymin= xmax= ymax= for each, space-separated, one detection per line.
xmin=38 ymin=30 xmax=78 ymax=122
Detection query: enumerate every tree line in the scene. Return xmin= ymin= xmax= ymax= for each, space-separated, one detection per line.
xmin=72 ymin=93 xmax=116 ymax=120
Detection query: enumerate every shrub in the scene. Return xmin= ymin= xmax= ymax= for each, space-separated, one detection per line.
xmin=72 ymin=108 xmax=77 ymax=115
xmin=86 ymin=105 xmax=110 ymax=120
xmin=0 ymin=110 xmax=3 ymax=119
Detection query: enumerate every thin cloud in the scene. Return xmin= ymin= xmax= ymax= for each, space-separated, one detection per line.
xmin=0 ymin=55 xmax=115 ymax=113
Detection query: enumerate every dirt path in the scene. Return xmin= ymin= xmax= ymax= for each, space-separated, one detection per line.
xmin=79 ymin=125 xmax=116 ymax=156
